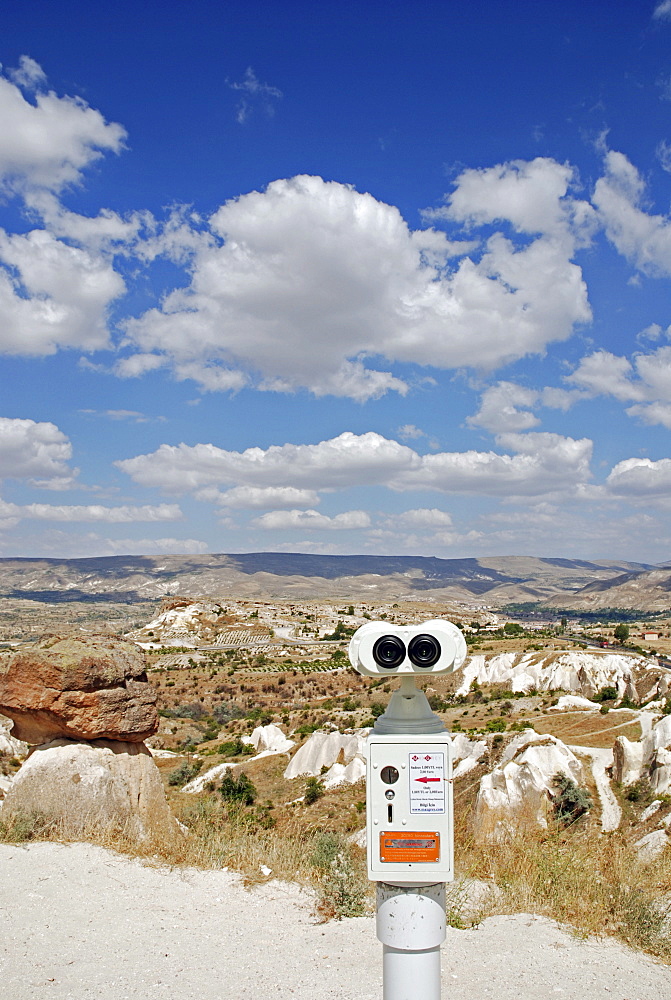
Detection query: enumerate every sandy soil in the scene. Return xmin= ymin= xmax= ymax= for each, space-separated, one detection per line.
xmin=1 ymin=842 xmax=670 ymax=1000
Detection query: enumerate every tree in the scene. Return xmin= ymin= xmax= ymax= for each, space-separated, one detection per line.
xmin=561 ymin=617 xmax=568 ymax=631
xmin=614 ymin=624 xmax=630 ymax=643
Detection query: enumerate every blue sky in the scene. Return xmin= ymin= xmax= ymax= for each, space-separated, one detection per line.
xmin=3 ymin=0 xmax=671 ymax=563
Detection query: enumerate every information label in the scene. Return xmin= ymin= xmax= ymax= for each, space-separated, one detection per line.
xmin=408 ymin=752 xmax=446 ymax=814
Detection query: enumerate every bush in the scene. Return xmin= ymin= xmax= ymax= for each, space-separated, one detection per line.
xmin=624 ymin=778 xmax=653 ymax=804
xmin=220 ymin=772 xmax=257 ymax=806
xmin=304 ymin=776 xmax=325 ymax=805
xmin=552 ymin=773 xmax=591 ymax=826
xmin=212 ymin=701 xmax=245 ymax=724
xmin=310 ymin=831 xmax=368 ymax=919
xmin=168 ymin=761 xmax=201 ymax=787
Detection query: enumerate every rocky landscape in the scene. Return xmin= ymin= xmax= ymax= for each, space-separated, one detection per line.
xmin=2 ymin=601 xmax=671 ymax=981
xmin=1 ymin=551 xmax=670 ymax=609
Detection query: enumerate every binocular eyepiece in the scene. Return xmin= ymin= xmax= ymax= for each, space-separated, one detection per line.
xmin=373 ymin=633 xmax=441 ymax=669
xmin=348 ymin=619 xmax=466 ymax=677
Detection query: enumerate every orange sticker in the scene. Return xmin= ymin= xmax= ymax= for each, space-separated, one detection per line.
xmin=379 ymin=831 xmax=440 ymax=863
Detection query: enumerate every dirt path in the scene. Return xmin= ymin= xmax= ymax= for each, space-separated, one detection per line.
xmin=2 ymin=842 xmax=670 ymax=1000
xmin=571 ymin=745 xmax=622 ymax=832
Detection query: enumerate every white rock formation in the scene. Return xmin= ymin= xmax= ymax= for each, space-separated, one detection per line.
xmin=650 ymin=747 xmax=671 ymax=796
xmin=284 ymin=730 xmax=366 ymax=781
xmin=612 ymin=715 xmax=671 ymax=793
xmin=182 ymin=761 xmax=234 ymax=794
xmin=451 ymin=733 xmax=487 ymax=778
xmin=2 ymin=738 xmax=181 ymax=840
xmin=242 ymin=724 xmax=294 ymax=754
xmin=322 ymin=757 xmax=366 ymax=789
xmin=474 ymin=730 xmax=583 ymax=837
xmin=640 ymin=799 xmax=663 ymax=822
xmin=457 ymin=650 xmax=662 ymax=702
xmin=547 ymin=695 xmax=600 ymax=713
xmin=635 ymin=829 xmax=669 ymax=861
xmin=0 ymin=713 xmax=28 ymax=757
xmin=612 ymin=736 xmax=645 ymax=786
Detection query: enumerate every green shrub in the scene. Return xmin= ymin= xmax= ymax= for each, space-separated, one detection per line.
xmin=304 ymin=776 xmax=325 ymax=804
xmin=220 ymin=771 xmax=257 ymax=806
xmin=168 ymin=761 xmax=202 ymax=787
xmin=310 ymin=831 xmax=368 ymax=919
xmin=552 ymin=773 xmax=591 ymax=826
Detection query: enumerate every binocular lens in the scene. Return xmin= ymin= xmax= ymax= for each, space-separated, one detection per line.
xmin=372 ymin=634 xmax=405 ymax=669
xmin=408 ymin=633 xmax=441 ymax=667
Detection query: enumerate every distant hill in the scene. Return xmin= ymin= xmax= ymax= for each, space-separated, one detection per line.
xmin=0 ymin=552 xmax=665 ymax=609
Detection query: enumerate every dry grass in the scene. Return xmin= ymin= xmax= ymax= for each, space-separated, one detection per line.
xmin=452 ymin=795 xmax=671 ymax=961
xmin=3 ymin=779 xmax=671 ymax=957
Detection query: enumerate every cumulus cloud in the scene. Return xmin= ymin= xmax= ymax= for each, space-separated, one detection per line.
xmin=253 ymin=508 xmax=370 ymax=531
xmin=605 ymin=457 xmax=671 ymax=498
xmin=593 ymin=149 xmax=671 ymax=276
xmin=0 ymin=228 xmax=124 ymax=355
xmin=120 ymin=168 xmax=592 ymax=399
xmin=430 ymin=157 xmax=596 ymax=243
xmin=467 ymin=381 xmax=541 ymax=432
xmin=118 ymin=429 xmax=593 ymax=501
xmin=0 ymin=417 xmax=75 ymax=486
xmin=0 ymin=58 xmax=125 ymax=193
xmin=569 ymin=346 xmax=671 ymax=427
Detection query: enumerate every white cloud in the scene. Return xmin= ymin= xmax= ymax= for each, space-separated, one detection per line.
xmin=197 ymin=485 xmax=320 ymax=510
xmin=383 ymin=508 xmax=453 ymax=528
xmin=0 ymin=59 xmax=125 ymax=193
xmin=397 ymin=424 xmax=426 ymax=441
xmin=253 ymin=508 xmax=370 ymax=531
xmin=431 ymin=157 xmax=595 ymax=242
xmin=605 ymin=457 xmax=671 ymax=498
xmin=0 ymin=417 xmax=75 ymax=486
xmin=0 ymin=228 xmax=124 ymax=355
xmin=569 ymin=346 xmax=671 ymax=427
xmin=653 ymin=1 xmax=671 ymax=20
xmin=118 ymin=428 xmax=593 ymax=501
xmin=121 ymin=170 xmax=591 ymax=398
xmin=467 ymin=381 xmax=541 ymax=432
xmin=0 ymin=500 xmax=181 ymax=524
xmin=228 ymin=67 xmax=282 ymax=124
xmin=593 ymin=150 xmax=671 ymax=276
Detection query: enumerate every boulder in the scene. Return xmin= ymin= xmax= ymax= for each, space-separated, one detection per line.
xmin=0 ymin=713 xmax=28 ymax=757
xmin=0 ymin=634 xmax=157 ymax=744
xmin=1 ymin=738 xmax=180 ymax=841
xmin=634 ymin=829 xmax=669 ymax=861
xmin=612 ymin=736 xmax=644 ymax=786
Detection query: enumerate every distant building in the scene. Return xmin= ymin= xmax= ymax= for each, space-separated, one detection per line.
xmin=642 ymin=632 xmax=660 ymax=641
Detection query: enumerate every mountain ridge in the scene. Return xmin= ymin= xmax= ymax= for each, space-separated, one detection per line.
xmin=0 ymin=551 xmax=668 ymax=610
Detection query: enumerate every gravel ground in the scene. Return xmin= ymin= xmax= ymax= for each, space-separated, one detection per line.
xmin=1 ymin=842 xmax=670 ymax=1000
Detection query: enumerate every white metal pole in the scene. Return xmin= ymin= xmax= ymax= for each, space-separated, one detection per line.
xmin=376 ymin=882 xmax=445 ymax=1000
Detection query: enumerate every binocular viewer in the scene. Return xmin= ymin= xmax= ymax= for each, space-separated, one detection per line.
xmin=348 ymin=619 xmax=467 ymax=678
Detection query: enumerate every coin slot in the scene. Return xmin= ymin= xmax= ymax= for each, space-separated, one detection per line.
xmin=387 ymin=804 xmax=393 ymax=823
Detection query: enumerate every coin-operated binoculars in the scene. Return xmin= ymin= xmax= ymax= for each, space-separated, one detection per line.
xmin=348 ymin=620 xmax=467 ymax=1000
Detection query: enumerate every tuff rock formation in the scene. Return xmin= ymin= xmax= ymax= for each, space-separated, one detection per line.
xmin=283 ymin=729 xmax=366 ymax=781
xmin=0 ymin=634 xmax=158 ymax=744
xmin=474 ymin=729 xmax=583 ymax=838
xmin=1 ymin=738 xmax=181 ymax=840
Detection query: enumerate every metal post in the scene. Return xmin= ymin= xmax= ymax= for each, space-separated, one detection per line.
xmin=376 ymin=882 xmax=445 ymax=1000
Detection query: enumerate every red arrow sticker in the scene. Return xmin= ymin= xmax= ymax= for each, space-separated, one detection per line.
xmin=415 ymin=776 xmax=441 ymax=783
